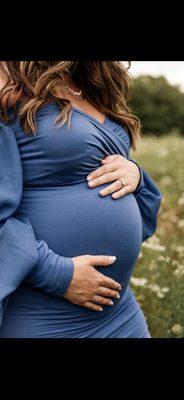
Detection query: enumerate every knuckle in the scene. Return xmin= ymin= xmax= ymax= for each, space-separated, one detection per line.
xmin=115 ymin=155 xmax=122 ymax=162
xmin=95 ymin=295 xmax=101 ymax=303
xmin=103 ymin=173 xmax=108 ymax=180
xmin=117 ymin=180 xmax=123 ymax=189
xmin=102 ymin=165 xmax=108 ymax=173
xmin=96 ymin=276 xmax=103 ymax=285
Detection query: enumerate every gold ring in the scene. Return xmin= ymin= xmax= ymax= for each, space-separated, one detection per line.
xmin=119 ymin=178 xmax=126 ymax=188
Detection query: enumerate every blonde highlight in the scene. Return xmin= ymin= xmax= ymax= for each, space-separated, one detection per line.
xmin=0 ymin=61 xmax=141 ymax=149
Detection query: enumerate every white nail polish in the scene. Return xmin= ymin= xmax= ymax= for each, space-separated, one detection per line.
xmin=109 ymin=256 xmax=116 ymax=263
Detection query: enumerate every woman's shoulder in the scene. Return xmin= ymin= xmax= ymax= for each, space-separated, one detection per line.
xmin=107 ymin=118 xmax=131 ymax=150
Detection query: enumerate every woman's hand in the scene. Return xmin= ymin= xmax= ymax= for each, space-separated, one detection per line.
xmin=63 ymin=254 xmax=121 ymax=311
xmin=87 ymin=155 xmax=141 ymax=199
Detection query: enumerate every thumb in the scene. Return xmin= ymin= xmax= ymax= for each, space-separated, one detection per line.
xmin=90 ymin=255 xmax=116 ymax=267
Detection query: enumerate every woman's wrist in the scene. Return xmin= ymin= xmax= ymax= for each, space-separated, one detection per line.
xmin=52 ymin=256 xmax=75 ymax=297
xmin=129 ymin=159 xmax=144 ymax=193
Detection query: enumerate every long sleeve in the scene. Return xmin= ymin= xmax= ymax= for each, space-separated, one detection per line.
xmin=119 ymin=131 xmax=162 ymax=243
xmin=129 ymin=158 xmax=162 ymax=242
xmin=0 ymin=121 xmax=74 ymax=324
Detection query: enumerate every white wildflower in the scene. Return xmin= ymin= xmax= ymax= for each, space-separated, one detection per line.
xmin=175 ymin=246 xmax=184 ymax=254
xmin=130 ymin=277 xmax=148 ymax=287
xmin=161 ymin=287 xmax=170 ymax=293
xmin=171 ymin=324 xmax=184 ymax=337
xmin=142 ymin=242 xmax=166 ymax=251
xmin=157 ymin=255 xmax=165 ymax=261
xmin=174 ymin=264 xmax=184 ymax=277
xmin=142 ymin=235 xmax=166 ymax=251
xmin=147 ymin=284 xmax=160 ymax=292
xmin=157 ymin=255 xmax=170 ymax=263
xmin=138 ymin=252 xmax=143 ymax=259
xmin=156 ymin=291 xmax=165 ymax=299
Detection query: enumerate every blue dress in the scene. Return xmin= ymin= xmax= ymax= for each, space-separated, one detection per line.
xmin=0 ymin=103 xmax=162 ymax=338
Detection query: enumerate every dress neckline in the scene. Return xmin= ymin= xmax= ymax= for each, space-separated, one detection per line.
xmin=72 ymin=106 xmax=108 ymax=127
xmin=6 ymin=103 xmax=108 ymax=126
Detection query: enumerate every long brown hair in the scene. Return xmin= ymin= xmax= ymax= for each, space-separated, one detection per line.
xmin=0 ymin=61 xmax=141 ymax=150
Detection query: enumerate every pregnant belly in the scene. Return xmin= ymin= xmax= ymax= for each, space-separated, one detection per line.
xmin=15 ymin=181 xmax=142 ymax=288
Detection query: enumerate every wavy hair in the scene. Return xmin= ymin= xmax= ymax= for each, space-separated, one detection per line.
xmin=0 ymin=61 xmax=141 ymax=150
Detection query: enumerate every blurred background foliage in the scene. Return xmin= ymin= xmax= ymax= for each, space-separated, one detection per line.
xmin=130 ymin=75 xmax=184 ymax=135
xmin=128 ymin=75 xmax=184 ymax=338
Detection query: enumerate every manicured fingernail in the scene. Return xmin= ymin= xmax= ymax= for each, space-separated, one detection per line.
xmin=116 ymin=294 xmax=120 ymax=299
xmin=109 ymin=256 xmax=116 ymax=263
xmin=112 ymin=193 xmax=118 ymax=199
xmin=88 ymin=181 xmax=95 ymax=187
xmin=109 ymin=301 xmax=114 ymax=305
xmin=99 ymin=308 xmax=103 ymax=311
xmin=87 ymin=176 xmax=92 ymax=181
xmin=100 ymin=190 xmax=105 ymax=196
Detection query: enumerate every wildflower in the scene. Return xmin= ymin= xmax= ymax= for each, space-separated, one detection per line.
xmin=142 ymin=235 xmax=166 ymax=251
xmin=147 ymin=283 xmax=160 ymax=292
xmin=130 ymin=277 xmax=148 ymax=287
xmin=175 ymin=246 xmax=184 ymax=254
xmin=157 ymin=255 xmax=165 ymax=261
xmin=171 ymin=324 xmax=184 ymax=337
xmin=161 ymin=287 xmax=169 ymax=293
xmin=142 ymin=242 xmax=166 ymax=251
xmin=174 ymin=264 xmax=184 ymax=277
xmin=156 ymin=292 xmax=165 ymax=299
xmin=138 ymin=252 xmax=143 ymax=259
xmin=157 ymin=255 xmax=170 ymax=263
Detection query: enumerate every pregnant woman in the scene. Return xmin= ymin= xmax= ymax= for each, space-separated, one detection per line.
xmin=0 ymin=61 xmax=162 ymax=338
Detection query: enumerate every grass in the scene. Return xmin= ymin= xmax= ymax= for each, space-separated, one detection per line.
xmin=129 ymin=133 xmax=184 ymax=338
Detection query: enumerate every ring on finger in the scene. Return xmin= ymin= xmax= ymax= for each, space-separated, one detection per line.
xmin=118 ymin=178 xmax=126 ymax=188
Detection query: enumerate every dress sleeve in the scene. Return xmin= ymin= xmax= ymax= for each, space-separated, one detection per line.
xmin=129 ymin=158 xmax=162 ymax=242
xmin=0 ymin=121 xmax=74 ymax=323
xmin=120 ymin=130 xmax=162 ymax=243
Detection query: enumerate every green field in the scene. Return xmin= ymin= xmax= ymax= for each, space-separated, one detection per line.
xmin=129 ymin=133 xmax=184 ymax=338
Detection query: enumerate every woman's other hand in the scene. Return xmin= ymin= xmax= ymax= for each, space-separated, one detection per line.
xmin=87 ymin=154 xmax=141 ymax=199
xmin=63 ymin=254 xmax=121 ymax=311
